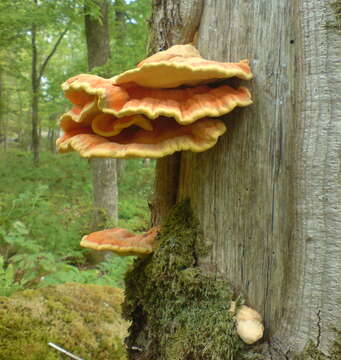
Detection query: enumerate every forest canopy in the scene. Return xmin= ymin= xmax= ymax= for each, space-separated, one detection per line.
xmin=0 ymin=0 xmax=151 ymax=150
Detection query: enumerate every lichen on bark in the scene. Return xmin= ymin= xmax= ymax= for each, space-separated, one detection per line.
xmin=123 ymin=200 xmax=258 ymax=360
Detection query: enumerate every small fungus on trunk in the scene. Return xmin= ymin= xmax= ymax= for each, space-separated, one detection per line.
xmin=229 ymin=301 xmax=264 ymax=344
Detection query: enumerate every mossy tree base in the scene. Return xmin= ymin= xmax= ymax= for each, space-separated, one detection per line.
xmin=123 ymin=201 xmax=253 ymax=360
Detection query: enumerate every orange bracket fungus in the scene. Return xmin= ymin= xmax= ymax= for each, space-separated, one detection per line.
xmin=114 ymin=44 xmax=253 ymax=88
xmin=80 ymin=226 xmax=160 ymax=256
xmin=56 ymin=44 xmax=253 ymax=159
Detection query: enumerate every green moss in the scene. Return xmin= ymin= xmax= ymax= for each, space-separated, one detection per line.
xmin=0 ymin=283 xmax=128 ymax=360
xmin=326 ymin=1 xmax=341 ymax=31
xmin=123 ymin=200 xmax=248 ymax=360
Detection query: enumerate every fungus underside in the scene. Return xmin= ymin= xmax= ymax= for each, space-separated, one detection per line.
xmin=123 ymin=200 xmax=262 ymax=360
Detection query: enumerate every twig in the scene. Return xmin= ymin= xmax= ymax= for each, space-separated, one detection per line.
xmin=48 ymin=342 xmax=85 ymax=360
xmin=38 ymin=26 xmax=69 ymax=83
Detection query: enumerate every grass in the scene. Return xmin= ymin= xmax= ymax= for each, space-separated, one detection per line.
xmin=0 ymin=149 xmax=155 ymax=295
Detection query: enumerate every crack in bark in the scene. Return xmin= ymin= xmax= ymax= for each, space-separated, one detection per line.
xmin=316 ymin=309 xmax=322 ymax=348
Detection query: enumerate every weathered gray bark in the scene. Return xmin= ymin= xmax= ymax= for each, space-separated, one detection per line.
xmin=152 ymin=0 xmax=340 ymax=358
xmin=84 ymin=0 xmax=118 ymax=236
xmin=148 ymin=0 xmax=204 ymax=53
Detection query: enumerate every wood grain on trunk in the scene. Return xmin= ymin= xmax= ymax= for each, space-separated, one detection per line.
xmin=176 ymin=0 xmax=340 ymax=356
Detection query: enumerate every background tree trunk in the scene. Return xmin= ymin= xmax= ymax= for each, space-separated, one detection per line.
xmin=85 ymin=0 xmax=111 ymax=71
xmin=0 ymin=68 xmax=6 ymax=151
xmin=84 ymin=0 xmax=118 ymax=243
xmin=90 ymin=158 xmax=118 ymax=229
xmin=30 ymin=0 xmax=68 ymax=166
xmin=114 ymin=0 xmax=126 ymax=180
xmin=31 ymin=22 xmax=40 ymax=166
xmin=47 ymin=113 xmax=60 ymax=153
xmin=151 ymin=0 xmax=340 ymax=358
xmin=16 ymin=86 xmax=25 ymax=150
xmin=114 ymin=0 xmax=125 ymax=42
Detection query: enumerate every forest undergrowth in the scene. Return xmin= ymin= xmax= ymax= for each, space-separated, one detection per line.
xmin=0 ymin=150 xmax=155 ymax=296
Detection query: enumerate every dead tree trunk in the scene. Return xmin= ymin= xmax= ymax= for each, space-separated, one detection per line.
xmin=144 ymin=0 xmax=340 ymax=358
xmin=84 ymin=0 xmax=118 ymax=238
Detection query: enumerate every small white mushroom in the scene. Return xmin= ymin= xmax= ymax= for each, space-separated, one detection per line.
xmin=229 ymin=302 xmax=264 ymax=344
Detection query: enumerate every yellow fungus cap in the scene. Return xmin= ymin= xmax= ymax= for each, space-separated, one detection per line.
xmin=113 ymin=44 xmax=253 ymax=88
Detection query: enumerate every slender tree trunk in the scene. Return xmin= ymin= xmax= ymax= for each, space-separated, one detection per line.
xmin=113 ymin=0 xmax=126 ymax=178
xmin=16 ymin=86 xmax=24 ymax=149
xmin=0 ymin=68 xmax=6 ymax=151
xmin=31 ymin=22 xmax=40 ymax=166
xmin=143 ymin=0 xmax=340 ymax=358
xmin=84 ymin=0 xmax=118 ymax=239
xmin=114 ymin=0 xmax=125 ymax=44
xmin=90 ymin=158 xmax=118 ymax=228
xmin=30 ymin=0 xmax=68 ymax=165
xmin=48 ymin=113 xmax=59 ymax=153
xmin=85 ymin=0 xmax=111 ymax=70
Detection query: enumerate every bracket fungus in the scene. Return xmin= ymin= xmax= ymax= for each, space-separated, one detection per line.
xmin=114 ymin=44 xmax=253 ymax=88
xmin=80 ymin=226 xmax=160 ymax=256
xmin=56 ymin=44 xmax=253 ymax=159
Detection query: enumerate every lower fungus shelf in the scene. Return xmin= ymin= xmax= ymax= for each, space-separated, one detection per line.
xmin=57 ymin=116 xmax=226 ymax=158
xmin=80 ymin=226 xmax=160 ymax=256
